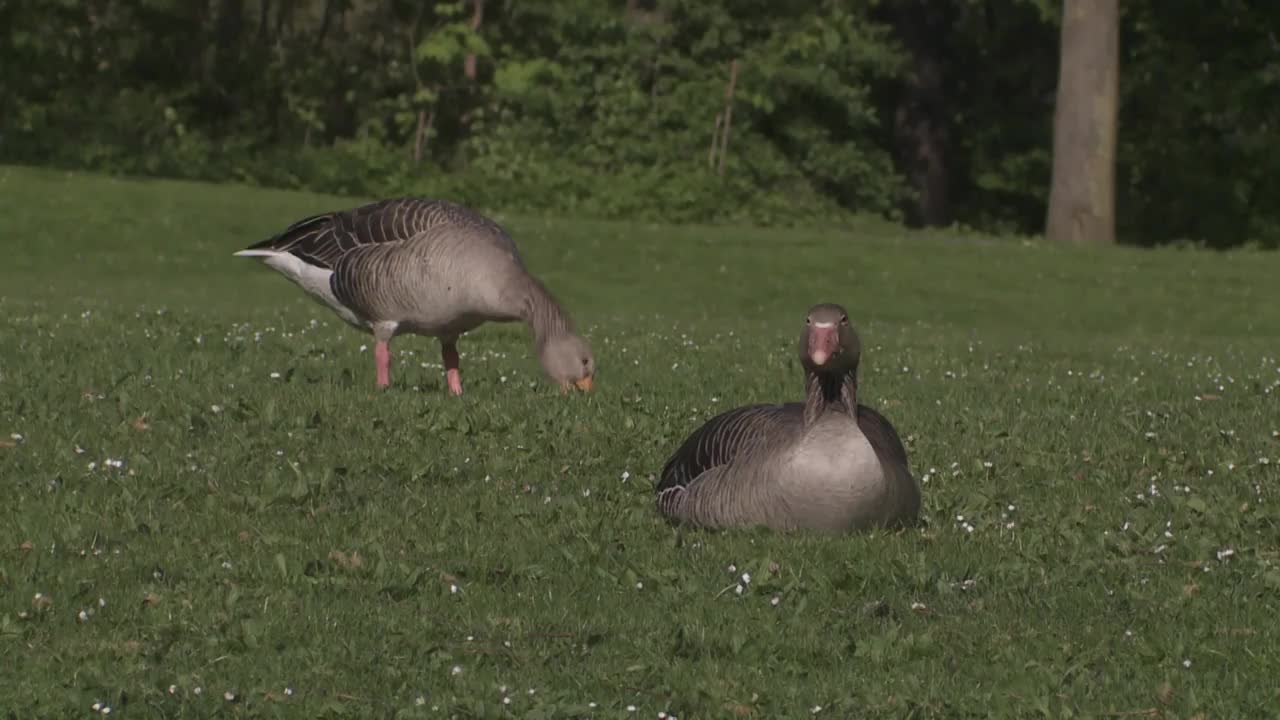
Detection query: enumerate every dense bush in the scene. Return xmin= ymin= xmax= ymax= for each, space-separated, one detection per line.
xmin=2 ymin=0 xmax=1277 ymax=246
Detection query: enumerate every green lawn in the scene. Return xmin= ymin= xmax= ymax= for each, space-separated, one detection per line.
xmin=1 ymin=164 xmax=1278 ymax=718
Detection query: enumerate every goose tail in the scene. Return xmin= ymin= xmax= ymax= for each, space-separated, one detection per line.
xmin=232 ymin=249 xmax=286 ymax=259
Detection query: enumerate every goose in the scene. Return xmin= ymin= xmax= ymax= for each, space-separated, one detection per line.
xmin=234 ymin=197 xmax=595 ymax=395
xmin=655 ymin=303 xmax=919 ymax=533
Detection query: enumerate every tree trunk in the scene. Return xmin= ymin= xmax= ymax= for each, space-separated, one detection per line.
xmin=316 ymin=0 xmax=334 ymax=49
xmin=464 ymin=0 xmax=485 ymax=82
xmin=214 ymin=0 xmax=244 ymax=62
xmin=717 ymin=59 xmax=739 ymax=178
xmin=413 ymin=107 xmax=435 ymax=165
xmin=457 ymin=0 xmax=486 ymax=132
xmin=274 ymin=0 xmax=292 ymax=39
xmin=210 ymin=0 xmax=244 ymax=107
xmin=889 ymin=0 xmax=952 ymax=227
xmin=257 ymin=0 xmax=272 ymax=43
xmin=1046 ymin=0 xmax=1119 ymax=244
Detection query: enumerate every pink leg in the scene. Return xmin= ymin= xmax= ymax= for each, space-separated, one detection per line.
xmin=442 ymin=342 xmax=463 ymax=396
xmin=375 ymin=340 xmax=392 ymax=388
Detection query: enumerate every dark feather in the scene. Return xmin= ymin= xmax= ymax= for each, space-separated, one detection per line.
xmin=656 ymin=403 xmax=803 ymax=494
xmin=243 ymin=197 xmax=516 ymax=270
xmin=856 ymin=404 xmax=909 ymax=471
xmin=327 ymin=243 xmax=405 ymax=319
xmin=856 ymin=403 xmax=919 ymax=527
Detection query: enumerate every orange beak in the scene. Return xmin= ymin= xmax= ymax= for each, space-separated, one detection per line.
xmin=574 ymin=375 xmax=595 ymax=392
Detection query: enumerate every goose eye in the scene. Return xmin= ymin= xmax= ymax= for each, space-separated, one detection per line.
xmin=581 ymin=357 xmax=589 ymax=367
xmin=805 ymin=317 xmax=812 ymax=325
xmin=840 ymin=315 xmax=849 ymax=325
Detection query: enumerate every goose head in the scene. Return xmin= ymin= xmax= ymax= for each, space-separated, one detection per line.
xmin=540 ymin=332 xmax=596 ymax=393
xmin=799 ymin=303 xmax=860 ymax=375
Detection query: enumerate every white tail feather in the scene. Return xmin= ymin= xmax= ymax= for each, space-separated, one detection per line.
xmin=234 ymin=248 xmax=366 ymax=329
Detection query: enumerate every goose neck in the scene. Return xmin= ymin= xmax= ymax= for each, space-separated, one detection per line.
xmin=803 ymin=369 xmax=858 ymax=428
xmin=520 ymin=274 xmax=573 ymax=349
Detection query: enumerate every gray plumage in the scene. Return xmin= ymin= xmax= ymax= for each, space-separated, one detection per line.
xmin=656 ymin=304 xmax=919 ymax=533
xmin=234 ymin=198 xmax=595 ymax=394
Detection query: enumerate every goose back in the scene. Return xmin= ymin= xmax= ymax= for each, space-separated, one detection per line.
xmin=657 ymin=403 xmax=805 ymax=529
xmin=244 ymin=197 xmax=521 ymax=270
xmin=657 ymin=403 xmax=801 ymax=493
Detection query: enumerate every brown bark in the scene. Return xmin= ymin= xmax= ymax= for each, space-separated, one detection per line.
xmin=215 ymin=0 xmax=244 ymax=52
xmin=709 ymin=113 xmax=723 ymax=169
xmin=625 ymin=0 xmax=664 ymax=25
xmin=717 ymin=60 xmax=739 ymax=178
xmin=273 ymin=0 xmax=293 ymax=39
xmin=1046 ymin=0 xmax=1120 ymax=244
xmin=213 ymin=0 xmax=243 ymax=56
xmin=210 ymin=0 xmax=244 ymax=92
xmin=456 ymin=0 xmax=486 ymax=131
xmin=413 ymin=107 xmax=436 ymax=165
xmin=464 ymin=0 xmax=485 ymax=82
xmin=257 ymin=0 xmax=271 ymax=43
xmin=316 ymin=0 xmax=334 ymax=48
xmin=408 ymin=5 xmax=433 ymax=166
xmin=413 ymin=110 xmax=427 ymax=164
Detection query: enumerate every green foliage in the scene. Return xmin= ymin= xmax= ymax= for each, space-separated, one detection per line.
xmin=3 ymin=167 xmax=1280 ymax=716
xmin=446 ymin=0 xmax=907 ymax=223
xmin=1 ymin=0 xmax=1278 ymax=245
xmin=0 ymin=0 xmax=907 ymax=227
xmin=941 ymin=0 xmax=1062 ymax=235
xmin=934 ymin=0 xmax=1280 ymax=248
xmin=1117 ymin=0 xmax=1280 ymax=248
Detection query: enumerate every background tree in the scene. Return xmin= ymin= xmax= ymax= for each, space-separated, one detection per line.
xmin=1046 ymin=0 xmax=1119 ymax=244
xmin=0 ymin=0 xmax=1275 ymax=247
xmin=881 ymin=0 xmax=955 ymax=228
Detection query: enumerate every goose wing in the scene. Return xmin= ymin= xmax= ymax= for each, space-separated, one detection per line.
xmin=242 ymin=197 xmax=518 ymax=270
xmin=657 ymin=403 xmax=803 ymax=495
xmin=855 ymin=405 xmax=907 ymax=468
xmin=856 ymin=404 xmax=920 ymax=526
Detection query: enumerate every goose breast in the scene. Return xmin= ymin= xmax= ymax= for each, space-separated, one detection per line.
xmin=781 ymin=416 xmax=889 ymax=532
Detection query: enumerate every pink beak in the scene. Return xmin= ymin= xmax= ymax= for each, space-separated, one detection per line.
xmin=808 ymin=324 xmax=839 ymax=366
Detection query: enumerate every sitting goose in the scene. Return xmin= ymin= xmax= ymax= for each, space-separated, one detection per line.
xmin=655 ymin=304 xmax=919 ymax=533
xmin=234 ymin=198 xmax=595 ymax=395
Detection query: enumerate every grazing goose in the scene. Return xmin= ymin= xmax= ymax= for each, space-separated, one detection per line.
xmin=655 ymin=304 xmax=919 ymax=533
xmin=234 ymin=198 xmax=595 ymax=395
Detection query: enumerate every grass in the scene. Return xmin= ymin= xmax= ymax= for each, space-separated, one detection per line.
xmin=1 ymin=163 xmax=1278 ymax=718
